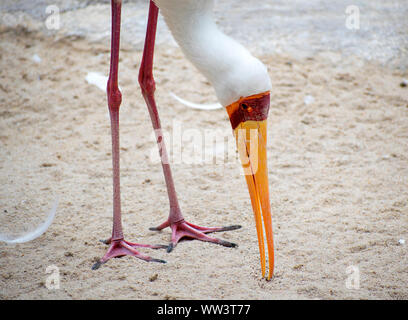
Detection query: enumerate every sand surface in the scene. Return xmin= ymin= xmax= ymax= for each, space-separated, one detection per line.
xmin=0 ymin=1 xmax=408 ymax=300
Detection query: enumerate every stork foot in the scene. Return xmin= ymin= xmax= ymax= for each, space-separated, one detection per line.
xmin=150 ymin=220 xmax=241 ymax=252
xmin=92 ymin=239 xmax=167 ymax=270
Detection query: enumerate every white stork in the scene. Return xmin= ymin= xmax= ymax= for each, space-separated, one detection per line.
xmin=92 ymin=0 xmax=275 ymax=280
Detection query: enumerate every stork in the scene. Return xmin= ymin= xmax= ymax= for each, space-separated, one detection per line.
xmin=92 ymin=0 xmax=275 ymax=280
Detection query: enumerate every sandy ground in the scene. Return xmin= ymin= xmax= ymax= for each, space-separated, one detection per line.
xmin=1 ymin=2 xmax=408 ymax=300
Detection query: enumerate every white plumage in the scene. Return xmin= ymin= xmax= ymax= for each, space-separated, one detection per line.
xmin=153 ymin=0 xmax=272 ymax=106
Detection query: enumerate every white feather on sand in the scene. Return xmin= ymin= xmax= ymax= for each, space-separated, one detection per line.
xmin=86 ymin=72 xmax=108 ymax=92
xmin=0 ymin=198 xmax=58 ymax=244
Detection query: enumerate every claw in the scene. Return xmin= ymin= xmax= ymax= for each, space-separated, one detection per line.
xmin=91 ymin=261 xmax=103 ymax=270
xmin=219 ymin=240 xmax=238 ymax=248
xmin=215 ymin=225 xmax=242 ymax=232
xmin=99 ymin=239 xmax=111 ymax=245
xmin=151 ymin=258 xmax=167 ymax=264
xmin=154 ymin=244 xmax=169 ymax=249
xmin=167 ymin=243 xmax=174 ymax=253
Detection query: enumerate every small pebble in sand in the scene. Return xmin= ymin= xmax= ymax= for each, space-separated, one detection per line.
xmin=400 ymin=79 xmax=408 ymax=87
xmin=398 ymin=239 xmax=405 ymax=245
xmin=2 ymin=273 xmax=12 ymax=280
xmin=304 ymin=95 xmax=315 ymax=105
xmin=149 ymin=273 xmax=158 ymax=282
xmin=32 ymin=54 xmax=41 ymax=63
xmin=40 ymin=163 xmax=55 ymax=168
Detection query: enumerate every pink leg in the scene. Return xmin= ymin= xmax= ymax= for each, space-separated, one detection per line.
xmin=139 ymin=1 xmax=241 ymax=253
xmin=93 ymin=0 xmax=166 ymax=270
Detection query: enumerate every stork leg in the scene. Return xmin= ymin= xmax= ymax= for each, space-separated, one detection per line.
xmin=92 ymin=0 xmax=166 ymax=270
xmin=139 ymin=1 xmax=241 ymax=253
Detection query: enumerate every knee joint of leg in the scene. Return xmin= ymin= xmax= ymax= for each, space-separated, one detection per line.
xmin=138 ymin=73 xmax=156 ymax=95
xmin=107 ymin=86 xmax=122 ymax=110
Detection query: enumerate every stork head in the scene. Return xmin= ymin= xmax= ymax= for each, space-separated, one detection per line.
xmin=211 ymin=50 xmax=273 ymax=280
xmin=225 ymin=89 xmax=274 ymax=280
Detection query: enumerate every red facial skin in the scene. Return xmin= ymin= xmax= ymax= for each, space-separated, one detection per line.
xmin=226 ymin=92 xmax=270 ymax=130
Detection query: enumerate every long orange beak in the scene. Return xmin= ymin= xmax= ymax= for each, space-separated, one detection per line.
xmin=226 ymin=92 xmax=274 ymax=280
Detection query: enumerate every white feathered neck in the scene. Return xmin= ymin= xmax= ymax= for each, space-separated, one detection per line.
xmin=153 ymin=0 xmax=271 ymax=106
